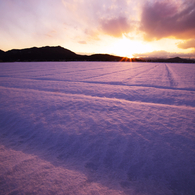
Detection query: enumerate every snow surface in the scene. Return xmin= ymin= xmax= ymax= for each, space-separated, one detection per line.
xmin=0 ymin=61 xmax=195 ymax=195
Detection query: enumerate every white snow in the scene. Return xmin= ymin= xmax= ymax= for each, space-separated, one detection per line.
xmin=0 ymin=61 xmax=195 ymax=195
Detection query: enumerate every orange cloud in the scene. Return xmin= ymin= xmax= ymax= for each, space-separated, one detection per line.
xmin=178 ymin=39 xmax=195 ymax=49
xmin=133 ymin=50 xmax=195 ymax=58
xmin=78 ymin=41 xmax=87 ymax=44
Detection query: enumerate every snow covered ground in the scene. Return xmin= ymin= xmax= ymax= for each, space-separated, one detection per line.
xmin=0 ymin=62 xmax=195 ymax=195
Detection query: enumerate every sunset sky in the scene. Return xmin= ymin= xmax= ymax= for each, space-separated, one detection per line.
xmin=0 ymin=0 xmax=195 ymax=58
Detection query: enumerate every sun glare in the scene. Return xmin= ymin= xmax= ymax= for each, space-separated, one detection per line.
xmin=108 ymin=36 xmax=153 ymax=58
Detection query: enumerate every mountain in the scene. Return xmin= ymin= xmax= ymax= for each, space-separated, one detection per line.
xmin=165 ymin=57 xmax=193 ymax=63
xmin=146 ymin=56 xmax=195 ymax=63
xmin=0 ymin=46 xmax=144 ymax=62
xmin=0 ymin=46 xmax=194 ymax=63
xmin=0 ymin=49 xmax=5 ymax=60
xmin=0 ymin=46 xmax=129 ymax=62
xmin=2 ymin=46 xmax=79 ymax=62
xmin=0 ymin=49 xmax=4 ymax=54
xmin=86 ymin=54 xmax=125 ymax=61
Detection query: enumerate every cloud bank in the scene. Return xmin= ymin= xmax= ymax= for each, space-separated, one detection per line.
xmin=140 ymin=0 xmax=195 ymax=40
xmin=100 ymin=16 xmax=132 ymax=37
xmin=133 ymin=50 xmax=195 ymax=59
xmin=178 ymin=39 xmax=195 ymax=49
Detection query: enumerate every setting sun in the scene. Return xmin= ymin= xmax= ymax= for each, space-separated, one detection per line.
xmin=107 ymin=35 xmax=153 ymax=58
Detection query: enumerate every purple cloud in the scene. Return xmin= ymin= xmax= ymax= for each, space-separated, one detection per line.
xmin=100 ymin=16 xmax=132 ymax=37
xmin=140 ymin=0 xmax=195 ymax=40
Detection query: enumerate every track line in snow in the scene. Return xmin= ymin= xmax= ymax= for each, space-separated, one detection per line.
xmin=1 ymin=76 xmax=194 ymax=92
xmin=82 ymin=64 xmax=147 ymax=80
xmin=0 ymin=66 xmax=106 ymax=79
xmin=0 ymin=64 xmax=145 ymax=81
xmin=83 ymin=68 xmax=134 ymax=80
xmin=122 ymin=64 xmax=159 ymax=83
xmin=1 ymin=85 xmax=194 ymax=109
xmin=80 ymin=81 xmax=195 ymax=92
xmin=165 ymin=64 xmax=177 ymax=88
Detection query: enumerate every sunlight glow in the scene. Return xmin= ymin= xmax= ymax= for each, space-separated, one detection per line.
xmin=108 ymin=35 xmax=153 ymax=58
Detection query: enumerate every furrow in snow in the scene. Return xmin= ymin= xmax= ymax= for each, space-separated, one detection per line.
xmin=122 ymin=64 xmax=159 ymax=83
xmin=0 ymin=85 xmax=194 ymax=109
xmin=165 ymin=64 xmax=177 ymax=87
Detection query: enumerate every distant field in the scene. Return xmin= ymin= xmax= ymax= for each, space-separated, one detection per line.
xmin=0 ymin=62 xmax=195 ymax=195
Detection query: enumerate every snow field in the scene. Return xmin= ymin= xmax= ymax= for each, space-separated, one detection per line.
xmin=0 ymin=62 xmax=195 ymax=195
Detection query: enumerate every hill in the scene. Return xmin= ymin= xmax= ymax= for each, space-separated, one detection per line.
xmin=0 ymin=46 xmax=142 ymax=62
xmin=145 ymin=57 xmax=195 ymax=63
xmin=1 ymin=46 xmax=78 ymax=62
xmin=0 ymin=46 xmax=194 ymax=63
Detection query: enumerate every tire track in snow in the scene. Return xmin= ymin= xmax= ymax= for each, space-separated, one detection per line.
xmin=79 ymin=81 xmax=195 ymax=91
xmin=38 ymin=79 xmax=195 ymax=92
xmin=122 ymin=64 xmax=159 ymax=83
xmin=1 ymin=85 xmax=194 ymax=108
xmin=165 ymin=64 xmax=177 ymax=88
xmin=0 ymin=63 xmax=153 ymax=83
xmin=83 ymin=64 xmax=147 ymax=80
xmin=3 ymin=76 xmax=191 ymax=92
xmin=83 ymin=68 xmax=134 ymax=80
xmin=0 ymin=66 xmax=107 ymax=80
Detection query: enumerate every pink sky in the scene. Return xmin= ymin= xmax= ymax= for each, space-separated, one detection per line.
xmin=0 ymin=0 xmax=195 ymax=58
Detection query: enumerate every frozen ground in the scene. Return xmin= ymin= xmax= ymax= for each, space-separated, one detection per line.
xmin=0 ymin=62 xmax=195 ymax=195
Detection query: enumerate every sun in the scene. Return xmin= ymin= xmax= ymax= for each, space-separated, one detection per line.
xmin=107 ymin=35 xmax=153 ymax=58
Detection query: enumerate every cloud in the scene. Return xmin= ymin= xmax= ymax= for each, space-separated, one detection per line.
xmin=0 ymin=0 xmax=140 ymax=50
xmin=140 ymin=0 xmax=195 ymax=41
xmin=1 ymin=0 xmax=195 ymax=56
xmin=177 ymin=39 xmax=195 ymax=49
xmin=133 ymin=50 xmax=195 ymax=59
xmin=134 ymin=50 xmax=170 ymax=58
xmin=78 ymin=41 xmax=87 ymax=44
xmin=100 ymin=16 xmax=132 ymax=37
xmin=61 ymin=0 xmax=138 ymax=38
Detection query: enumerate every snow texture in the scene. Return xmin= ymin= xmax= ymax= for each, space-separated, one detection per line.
xmin=0 ymin=62 xmax=195 ymax=195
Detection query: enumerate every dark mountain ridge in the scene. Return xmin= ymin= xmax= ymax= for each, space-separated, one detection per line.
xmin=0 ymin=46 xmax=194 ymax=63
xmin=145 ymin=56 xmax=195 ymax=63
xmin=2 ymin=46 xmax=78 ymax=62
